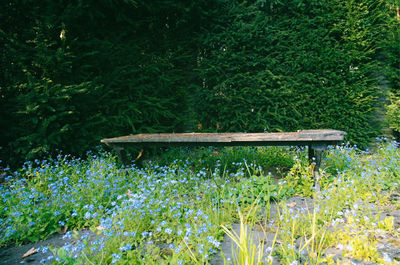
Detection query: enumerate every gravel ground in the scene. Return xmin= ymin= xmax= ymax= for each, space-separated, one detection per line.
xmin=0 ymin=230 xmax=96 ymax=265
xmin=0 ymin=233 xmax=69 ymax=265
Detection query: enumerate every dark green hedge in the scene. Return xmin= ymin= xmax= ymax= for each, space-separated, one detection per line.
xmin=0 ymin=0 xmax=398 ymax=166
xmin=0 ymin=1 xmax=205 ymax=164
xmin=194 ymin=0 xmax=397 ymax=148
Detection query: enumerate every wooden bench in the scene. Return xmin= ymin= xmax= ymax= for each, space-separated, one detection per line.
xmin=101 ymin=129 xmax=346 ymax=189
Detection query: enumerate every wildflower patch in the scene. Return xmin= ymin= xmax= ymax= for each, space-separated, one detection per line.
xmin=1 ymin=141 xmax=400 ymax=264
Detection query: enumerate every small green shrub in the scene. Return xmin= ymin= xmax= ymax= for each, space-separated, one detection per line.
xmin=235 ymin=173 xmax=291 ymax=205
xmin=154 ymin=146 xmax=295 ymax=177
xmin=284 ymin=159 xmax=315 ymax=197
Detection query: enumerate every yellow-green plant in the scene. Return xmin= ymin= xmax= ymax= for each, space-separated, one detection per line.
xmin=220 ymin=191 xmax=278 ymax=265
xmin=378 ymin=216 xmax=395 ymax=233
xmin=221 ymin=211 xmax=266 ymax=265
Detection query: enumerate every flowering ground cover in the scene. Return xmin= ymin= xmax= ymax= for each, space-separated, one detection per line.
xmin=1 ymin=141 xmax=400 ymax=264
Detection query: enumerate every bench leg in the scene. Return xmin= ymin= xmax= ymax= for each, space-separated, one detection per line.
xmin=112 ymin=145 xmax=129 ymax=166
xmin=309 ymin=145 xmax=324 ymax=192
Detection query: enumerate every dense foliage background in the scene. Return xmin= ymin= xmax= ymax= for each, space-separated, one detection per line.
xmin=0 ymin=0 xmax=399 ymax=166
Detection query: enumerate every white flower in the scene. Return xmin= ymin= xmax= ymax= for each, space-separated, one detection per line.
xmin=383 ymin=253 xmax=393 ymax=263
xmin=346 ymin=245 xmax=353 ymax=251
xmin=287 ymin=244 xmax=295 ymax=250
xmin=265 ymin=247 xmax=272 ymax=254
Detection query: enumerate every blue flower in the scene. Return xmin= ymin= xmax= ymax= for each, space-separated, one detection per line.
xmin=175 ymin=245 xmax=181 ymax=254
xmin=84 ymin=212 xmax=91 ymax=219
xmin=11 ymin=211 xmax=21 ymax=217
xmin=142 ymin=231 xmax=148 ymax=238
xmin=111 ymin=253 xmax=121 ymax=264
xmin=119 ymin=243 xmax=131 ymax=252
xmin=42 ymin=247 xmax=49 ymax=254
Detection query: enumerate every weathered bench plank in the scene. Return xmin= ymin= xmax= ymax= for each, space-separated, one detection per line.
xmin=101 ymin=129 xmax=345 ymax=145
xmin=101 ymin=129 xmax=346 ymax=191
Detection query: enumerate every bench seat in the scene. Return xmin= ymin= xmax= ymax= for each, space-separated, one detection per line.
xmin=101 ymin=129 xmax=346 ymax=190
xmin=101 ymin=129 xmax=345 ymax=146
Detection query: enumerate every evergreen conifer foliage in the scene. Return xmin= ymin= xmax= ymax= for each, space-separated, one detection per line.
xmin=0 ymin=0 xmax=204 ymax=165
xmin=194 ymin=0 xmax=395 ymax=147
xmin=0 ymin=0 xmax=398 ymax=165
